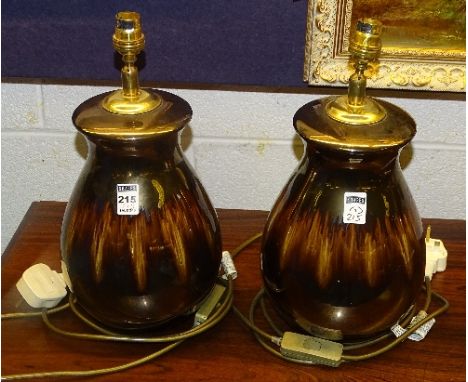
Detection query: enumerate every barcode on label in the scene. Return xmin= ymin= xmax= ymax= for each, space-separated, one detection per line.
xmin=343 ymin=192 xmax=367 ymax=224
xmin=116 ymin=184 xmax=139 ymax=216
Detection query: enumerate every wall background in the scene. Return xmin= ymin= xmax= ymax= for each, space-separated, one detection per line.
xmin=1 ymin=80 xmax=465 ymax=253
xmin=2 ymin=1 xmax=465 ymax=253
xmin=2 ymin=1 xmax=308 ymax=86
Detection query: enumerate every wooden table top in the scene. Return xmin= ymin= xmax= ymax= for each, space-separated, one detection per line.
xmin=2 ymin=202 xmax=466 ymax=381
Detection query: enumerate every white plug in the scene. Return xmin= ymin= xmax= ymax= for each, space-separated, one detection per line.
xmin=16 ymin=263 xmax=68 ymax=308
xmin=425 ymin=226 xmax=448 ymax=280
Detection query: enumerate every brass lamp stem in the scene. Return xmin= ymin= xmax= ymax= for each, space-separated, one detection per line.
xmin=102 ymin=11 xmax=161 ymax=115
xmin=325 ymin=18 xmax=386 ymax=125
xmin=348 ymin=61 xmax=367 ymax=107
xmin=113 ymin=11 xmax=145 ymax=97
xmin=121 ymin=54 xmax=140 ymax=98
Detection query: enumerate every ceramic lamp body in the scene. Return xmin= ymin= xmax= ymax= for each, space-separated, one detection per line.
xmin=61 ymin=90 xmax=222 ymax=329
xmin=261 ymin=97 xmax=425 ymax=340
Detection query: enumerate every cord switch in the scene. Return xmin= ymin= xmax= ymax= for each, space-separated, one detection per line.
xmin=194 ymin=283 xmax=226 ymax=326
xmin=280 ymin=332 xmax=343 ymax=367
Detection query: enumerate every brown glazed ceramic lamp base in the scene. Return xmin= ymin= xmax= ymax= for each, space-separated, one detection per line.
xmin=61 ymin=13 xmax=221 ymax=330
xmin=261 ymin=108 xmax=425 ymax=339
xmin=261 ymin=20 xmax=425 ymax=341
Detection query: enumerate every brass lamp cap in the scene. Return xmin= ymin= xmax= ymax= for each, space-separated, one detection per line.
xmin=113 ymin=11 xmax=145 ymax=56
xmin=349 ymin=19 xmax=383 ymax=61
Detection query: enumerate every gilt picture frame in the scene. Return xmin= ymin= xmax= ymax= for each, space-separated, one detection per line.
xmin=303 ymin=0 xmax=466 ymax=92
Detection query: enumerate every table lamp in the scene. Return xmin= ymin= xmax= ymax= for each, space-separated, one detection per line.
xmin=261 ymin=19 xmax=425 ymax=340
xmin=61 ymin=11 xmax=222 ymax=329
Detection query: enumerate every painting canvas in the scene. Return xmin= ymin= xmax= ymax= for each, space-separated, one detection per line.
xmin=303 ymin=0 xmax=466 ymax=91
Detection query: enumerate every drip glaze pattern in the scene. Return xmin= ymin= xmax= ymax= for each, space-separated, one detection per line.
xmin=61 ymin=89 xmax=221 ymax=329
xmin=261 ymin=99 xmax=425 ymax=340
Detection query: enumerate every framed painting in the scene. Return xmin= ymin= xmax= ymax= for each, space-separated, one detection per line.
xmin=303 ymin=0 xmax=466 ymax=92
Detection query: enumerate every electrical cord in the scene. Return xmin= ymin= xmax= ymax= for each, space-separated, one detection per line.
xmin=1 ymin=303 xmax=70 ymax=320
xmin=1 ymin=341 xmax=183 ymax=381
xmin=229 ymin=233 xmax=450 ymax=365
xmin=2 ymin=231 xmax=451 ymax=378
xmin=0 ymin=232 xmax=255 ymax=380
xmin=229 ymin=234 xmax=323 ymax=365
xmin=340 ymin=279 xmax=430 ymax=352
xmin=341 ymin=291 xmax=449 ymax=362
xmin=236 ymin=281 xmax=449 ymax=364
xmin=42 ymin=282 xmax=233 ymax=343
xmin=1 ymin=277 xmax=234 ymax=381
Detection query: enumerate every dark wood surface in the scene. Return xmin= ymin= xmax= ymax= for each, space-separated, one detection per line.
xmin=2 ymin=202 xmax=466 ymax=381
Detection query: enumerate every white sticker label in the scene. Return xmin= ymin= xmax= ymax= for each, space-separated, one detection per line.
xmin=116 ymin=184 xmax=139 ymax=216
xmin=221 ymin=251 xmax=238 ymax=280
xmin=343 ymin=192 xmax=367 ymax=224
xmin=391 ymin=311 xmax=436 ymax=342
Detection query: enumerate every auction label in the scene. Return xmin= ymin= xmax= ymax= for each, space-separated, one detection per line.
xmin=116 ymin=184 xmax=139 ymax=215
xmin=343 ymin=192 xmax=367 ymax=224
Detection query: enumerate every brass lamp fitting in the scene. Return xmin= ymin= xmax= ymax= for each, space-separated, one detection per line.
xmin=113 ymin=11 xmax=145 ymax=98
xmin=325 ymin=18 xmax=386 ymax=125
xmin=102 ymin=11 xmax=161 ymax=114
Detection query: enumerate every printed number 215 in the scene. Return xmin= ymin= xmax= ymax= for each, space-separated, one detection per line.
xmin=118 ymin=195 xmax=136 ymax=203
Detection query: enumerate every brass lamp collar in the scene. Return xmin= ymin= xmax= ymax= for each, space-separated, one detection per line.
xmin=326 ymin=18 xmax=386 ymax=125
xmin=102 ymin=11 xmax=161 ymax=115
